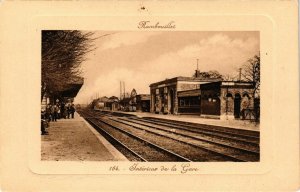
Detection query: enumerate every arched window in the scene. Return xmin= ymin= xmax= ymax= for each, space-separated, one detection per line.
xmin=242 ymin=92 xmax=250 ymax=98
xmin=226 ymin=93 xmax=233 ymax=98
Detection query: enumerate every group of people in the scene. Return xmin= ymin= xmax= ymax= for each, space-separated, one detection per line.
xmin=41 ymin=101 xmax=76 ymax=135
xmin=45 ymin=102 xmax=76 ymax=122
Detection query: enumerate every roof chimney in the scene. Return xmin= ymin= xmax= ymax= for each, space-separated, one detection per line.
xmin=194 ymin=59 xmax=200 ymax=77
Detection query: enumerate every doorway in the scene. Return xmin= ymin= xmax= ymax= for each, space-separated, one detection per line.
xmin=234 ymin=93 xmax=241 ymax=118
xmin=169 ymin=89 xmax=174 ymax=114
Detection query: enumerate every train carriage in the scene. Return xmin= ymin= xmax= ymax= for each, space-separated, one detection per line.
xmin=93 ymin=101 xmax=105 ymax=111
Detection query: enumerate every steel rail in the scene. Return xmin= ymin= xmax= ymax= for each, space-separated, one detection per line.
xmin=129 ymin=116 xmax=259 ymax=146
xmin=98 ymin=118 xmax=192 ymax=162
xmin=135 ymin=117 xmax=260 ymax=141
xmin=80 ymin=110 xmax=191 ymax=162
xmin=108 ymin=117 xmax=249 ymax=162
xmin=81 ymin=114 xmax=147 ymax=161
xmin=116 ymin=117 xmax=259 ymax=154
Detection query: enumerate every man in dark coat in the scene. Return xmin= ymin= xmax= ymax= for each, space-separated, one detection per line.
xmin=70 ymin=103 xmax=75 ymax=118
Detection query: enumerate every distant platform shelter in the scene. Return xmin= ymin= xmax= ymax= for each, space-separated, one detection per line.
xmin=94 ymin=96 xmax=119 ymax=111
xmin=136 ymin=94 xmax=150 ymax=112
xmin=149 ymin=77 xmax=255 ymax=120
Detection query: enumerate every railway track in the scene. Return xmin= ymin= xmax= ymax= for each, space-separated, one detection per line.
xmin=110 ymin=117 xmax=259 ymax=162
xmin=114 ymin=117 xmax=259 ymax=153
xmin=95 ymin=110 xmax=259 ymax=142
xmin=78 ymin=110 xmax=191 ymax=162
xmin=79 ymin=110 xmax=260 ymax=162
xmin=133 ymin=116 xmax=260 ymax=143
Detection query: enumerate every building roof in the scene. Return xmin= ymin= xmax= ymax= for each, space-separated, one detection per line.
xmin=149 ymin=76 xmax=221 ymax=87
xmin=97 ymin=96 xmax=109 ymax=102
xmin=177 ymin=89 xmax=201 ymax=97
xmin=120 ymin=97 xmax=131 ymax=103
xmin=200 ymin=81 xmax=255 ymax=89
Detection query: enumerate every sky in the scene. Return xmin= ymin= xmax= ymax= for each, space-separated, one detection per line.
xmin=75 ymin=31 xmax=259 ymax=104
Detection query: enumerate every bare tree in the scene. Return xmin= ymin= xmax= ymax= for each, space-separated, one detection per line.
xmin=222 ymin=73 xmax=236 ymax=81
xmin=241 ymin=54 xmax=260 ymax=122
xmin=241 ymin=54 xmax=260 ymax=98
xmin=193 ymin=70 xmax=223 ymax=79
xmin=41 ymin=30 xmax=95 ymax=100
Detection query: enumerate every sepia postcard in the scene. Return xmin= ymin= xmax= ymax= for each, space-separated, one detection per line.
xmin=0 ymin=1 xmax=299 ymax=191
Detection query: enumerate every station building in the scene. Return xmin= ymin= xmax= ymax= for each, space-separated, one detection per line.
xmin=106 ymin=96 xmax=120 ymax=111
xmin=119 ymin=93 xmax=150 ymax=112
xmin=199 ymin=81 xmax=255 ymax=120
xmin=149 ymin=76 xmax=219 ymax=115
xmin=95 ymin=96 xmax=119 ymax=111
xmin=149 ymin=77 xmax=255 ymax=120
xmin=136 ymin=94 xmax=151 ymax=112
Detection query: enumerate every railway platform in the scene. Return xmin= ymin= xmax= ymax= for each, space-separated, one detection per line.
xmin=41 ymin=112 xmax=128 ymax=161
xmin=108 ymin=111 xmax=260 ymax=132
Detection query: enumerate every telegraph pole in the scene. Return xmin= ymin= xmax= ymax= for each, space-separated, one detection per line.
xmin=120 ymin=81 xmax=122 ymax=100
xmin=123 ymin=81 xmax=125 ymax=98
xmin=239 ymin=68 xmax=242 ymax=81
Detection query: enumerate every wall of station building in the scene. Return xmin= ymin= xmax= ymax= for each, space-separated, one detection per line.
xmin=150 ymin=80 xmax=255 ymax=119
xmin=150 ymin=81 xmax=201 ymax=115
xmin=219 ymin=87 xmax=254 ymax=120
xmin=150 ymin=84 xmax=178 ymax=114
xmin=200 ymin=85 xmax=221 ymax=116
xmin=200 ymin=83 xmax=255 ymax=119
xmin=178 ymin=96 xmax=201 ymax=114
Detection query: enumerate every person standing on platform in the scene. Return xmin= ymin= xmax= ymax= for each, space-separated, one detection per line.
xmin=67 ymin=102 xmax=71 ymax=119
xmin=50 ymin=104 xmax=55 ymax=121
xmin=57 ymin=104 xmax=61 ymax=119
xmin=70 ymin=103 xmax=75 ymax=119
xmin=51 ymin=104 xmax=58 ymax=122
xmin=46 ymin=104 xmax=52 ymax=122
xmin=60 ymin=102 xmax=65 ymax=119
xmin=63 ymin=105 xmax=68 ymax=119
xmin=41 ymin=111 xmax=48 ymax=135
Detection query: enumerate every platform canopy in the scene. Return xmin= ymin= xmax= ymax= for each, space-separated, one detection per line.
xmin=59 ymin=77 xmax=84 ymax=98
